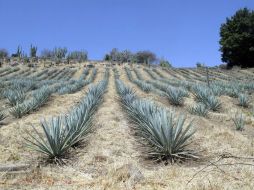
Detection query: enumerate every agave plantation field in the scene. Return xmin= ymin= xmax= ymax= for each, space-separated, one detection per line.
xmin=0 ymin=62 xmax=254 ymax=189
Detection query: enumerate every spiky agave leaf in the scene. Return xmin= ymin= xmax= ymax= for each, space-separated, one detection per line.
xmin=114 ymin=70 xmax=120 ymax=79
xmin=9 ymin=102 xmax=31 ymax=118
xmin=238 ymin=94 xmax=250 ymax=108
xmin=0 ymin=111 xmax=7 ymax=122
xmin=192 ymin=85 xmax=211 ymax=103
xmin=205 ymin=96 xmax=222 ymax=112
xmin=127 ymin=99 xmax=197 ymax=162
xmin=179 ymin=87 xmax=189 ymax=97
xmin=4 ymin=89 xmax=26 ymax=107
xmin=116 ymin=80 xmax=135 ymax=95
xmin=225 ymin=87 xmax=238 ymax=98
xmin=211 ymin=85 xmax=225 ymax=96
xmin=165 ymin=87 xmax=185 ymax=106
xmin=86 ymin=68 xmax=97 ymax=83
xmin=30 ymin=86 xmax=51 ymax=110
xmin=134 ymin=80 xmax=153 ymax=93
xmin=64 ymin=106 xmax=93 ymax=145
xmin=24 ymin=117 xmax=76 ymax=161
xmin=133 ymin=68 xmax=143 ymax=80
xmin=125 ymin=67 xmax=134 ymax=81
xmin=58 ymin=80 xmax=87 ymax=95
xmin=188 ymin=103 xmax=209 ymax=117
xmin=232 ymin=112 xmax=245 ymax=131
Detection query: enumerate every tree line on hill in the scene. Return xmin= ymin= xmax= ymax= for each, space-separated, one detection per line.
xmin=0 ymin=46 xmax=172 ymax=68
xmin=0 ymin=46 xmax=88 ymax=65
xmin=104 ymin=48 xmax=171 ymax=67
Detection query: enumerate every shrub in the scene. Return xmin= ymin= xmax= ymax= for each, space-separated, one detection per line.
xmin=188 ymin=103 xmax=209 ymax=117
xmin=232 ymin=112 xmax=245 ymax=131
xmin=192 ymin=85 xmax=211 ymax=103
xmin=25 ymin=117 xmax=76 ymax=162
xmin=165 ymin=87 xmax=185 ymax=106
xmin=9 ymin=103 xmax=31 ymax=118
xmin=211 ymin=85 xmax=225 ymax=96
xmin=225 ymin=87 xmax=239 ymax=98
xmin=0 ymin=111 xmax=7 ymax=122
xmin=30 ymin=86 xmax=52 ymax=110
xmin=4 ymin=88 xmax=26 ymax=106
xmin=238 ymin=94 xmax=250 ymax=108
xmin=205 ymin=96 xmax=222 ymax=112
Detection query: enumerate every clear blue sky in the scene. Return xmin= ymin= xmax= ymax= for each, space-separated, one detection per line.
xmin=0 ymin=0 xmax=253 ymax=67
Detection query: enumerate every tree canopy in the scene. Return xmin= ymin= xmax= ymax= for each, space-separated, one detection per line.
xmin=0 ymin=49 xmax=9 ymax=60
xmin=219 ymin=8 xmax=254 ymax=68
xmin=104 ymin=48 xmax=157 ymax=64
xmin=67 ymin=51 xmax=88 ymax=63
xmin=30 ymin=44 xmax=37 ymax=58
xmin=159 ymin=58 xmax=172 ymax=68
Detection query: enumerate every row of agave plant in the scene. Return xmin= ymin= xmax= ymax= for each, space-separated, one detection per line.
xmin=149 ymin=68 xmax=251 ymax=95
xmin=144 ymin=68 xmax=252 ymax=110
xmin=0 ymin=67 xmax=20 ymax=77
xmin=1 ymin=68 xmax=93 ymax=119
xmin=8 ymin=86 xmax=53 ymax=118
xmin=133 ymin=68 xmax=194 ymax=108
xmin=1 ymin=68 xmax=33 ymax=81
xmin=133 ymin=67 xmax=253 ymax=129
xmin=24 ymin=68 xmax=110 ymax=163
xmin=114 ymin=68 xmax=198 ymax=163
xmin=143 ymin=68 xmax=253 ymax=130
xmin=0 ymin=68 xmax=70 ymax=98
xmin=57 ymin=68 xmax=96 ymax=94
xmin=125 ymin=67 xmax=153 ymax=93
xmin=0 ymin=67 xmax=12 ymax=75
xmin=135 ymin=68 xmax=208 ymax=116
xmin=0 ymin=67 xmax=76 ymax=96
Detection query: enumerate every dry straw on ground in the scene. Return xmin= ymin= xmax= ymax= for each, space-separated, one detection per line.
xmin=0 ymin=63 xmax=254 ymax=189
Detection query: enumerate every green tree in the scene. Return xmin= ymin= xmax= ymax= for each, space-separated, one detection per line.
xmin=159 ymin=58 xmax=172 ymax=68
xmin=0 ymin=49 xmax=8 ymax=60
xmin=219 ymin=8 xmax=254 ymax=68
xmin=135 ymin=51 xmax=156 ymax=64
xmin=12 ymin=46 xmax=22 ymax=58
xmin=53 ymin=47 xmax=67 ymax=63
xmin=104 ymin=54 xmax=111 ymax=61
xmin=40 ymin=49 xmax=54 ymax=60
xmin=67 ymin=51 xmax=88 ymax=63
xmin=196 ymin=62 xmax=205 ymax=68
xmin=30 ymin=44 xmax=37 ymax=58
xmin=0 ymin=49 xmax=8 ymax=67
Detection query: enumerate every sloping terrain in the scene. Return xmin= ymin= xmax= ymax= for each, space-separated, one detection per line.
xmin=0 ymin=63 xmax=254 ymax=189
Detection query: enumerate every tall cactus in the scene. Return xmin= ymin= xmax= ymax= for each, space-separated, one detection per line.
xmin=30 ymin=44 xmax=37 ymax=58
xmin=16 ymin=46 xmax=22 ymax=58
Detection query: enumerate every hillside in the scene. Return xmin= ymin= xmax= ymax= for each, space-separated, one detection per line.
xmin=0 ymin=63 xmax=254 ymax=189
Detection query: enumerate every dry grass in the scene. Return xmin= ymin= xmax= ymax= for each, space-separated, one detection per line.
xmin=0 ymin=64 xmax=254 ymax=189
